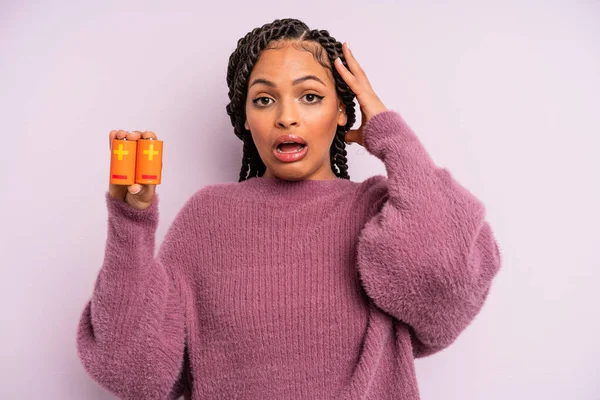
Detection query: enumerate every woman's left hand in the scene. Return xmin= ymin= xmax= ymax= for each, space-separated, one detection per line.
xmin=334 ymin=42 xmax=388 ymax=147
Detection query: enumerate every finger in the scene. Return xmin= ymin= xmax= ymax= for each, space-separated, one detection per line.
xmin=109 ymin=130 xmax=118 ymax=150
xmin=141 ymin=130 xmax=157 ymax=139
xmin=342 ymin=42 xmax=366 ymax=80
xmin=126 ymin=131 xmax=141 ymax=141
xmin=116 ymin=130 xmax=128 ymax=139
xmin=111 ymin=130 xmax=129 ymax=151
xmin=334 ymin=56 xmax=358 ymax=91
xmin=132 ymin=130 xmax=158 ymax=140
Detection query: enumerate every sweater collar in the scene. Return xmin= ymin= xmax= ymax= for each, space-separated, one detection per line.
xmin=239 ymin=176 xmax=354 ymax=202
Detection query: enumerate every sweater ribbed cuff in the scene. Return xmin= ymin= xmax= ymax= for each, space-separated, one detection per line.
xmin=105 ymin=191 xmax=159 ymax=227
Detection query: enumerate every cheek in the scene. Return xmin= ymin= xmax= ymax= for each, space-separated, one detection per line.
xmin=246 ymin=115 xmax=269 ymax=149
xmin=249 ymin=126 xmax=264 ymax=145
xmin=305 ymin=108 xmax=338 ymax=136
xmin=245 ymin=108 xmax=260 ymax=133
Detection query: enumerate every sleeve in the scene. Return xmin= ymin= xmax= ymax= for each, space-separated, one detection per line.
xmin=356 ymin=110 xmax=502 ymax=358
xmin=76 ymin=192 xmax=193 ymax=399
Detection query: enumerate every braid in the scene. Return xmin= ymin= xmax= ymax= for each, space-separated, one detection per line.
xmin=225 ymin=18 xmax=356 ymax=182
xmin=240 ymin=136 xmax=266 ymax=179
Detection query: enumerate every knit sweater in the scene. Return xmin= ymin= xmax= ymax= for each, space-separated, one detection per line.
xmin=76 ymin=110 xmax=502 ymax=400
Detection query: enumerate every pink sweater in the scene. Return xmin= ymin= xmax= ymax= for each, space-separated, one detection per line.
xmin=76 ymin=110 xmax=502 ymax=399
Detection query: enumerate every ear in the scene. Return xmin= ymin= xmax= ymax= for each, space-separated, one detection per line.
xmin=244 ymin=120 xmax=249 ymax=131
xmin=337 ymin=102 xmax=348 ymax=127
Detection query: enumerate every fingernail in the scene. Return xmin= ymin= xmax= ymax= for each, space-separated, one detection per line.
xmin=345 ymin=42 xmax=350 ymax=51
xmin=335 ymin=57 xmax=341 ymax=64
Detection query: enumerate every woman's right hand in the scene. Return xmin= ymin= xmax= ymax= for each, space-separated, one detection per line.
xmin=108 ymin=130 xmax=158 ymax=210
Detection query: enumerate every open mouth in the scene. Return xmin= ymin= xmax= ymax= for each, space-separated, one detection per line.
xmin=272 ymin=142 xmax=308 ymax=162
xmin=276 ymin=143 xmax=307 ymax=153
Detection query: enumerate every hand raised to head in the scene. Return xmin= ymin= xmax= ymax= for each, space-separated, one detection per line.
xmin=334 ymin=42 xmax=388 ymax=147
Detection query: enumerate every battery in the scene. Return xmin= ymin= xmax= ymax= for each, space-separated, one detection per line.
xmin=135 ymin=138 xmax=163 ymax=185
xmin=110 ymin=138 xmax=137 ymax=185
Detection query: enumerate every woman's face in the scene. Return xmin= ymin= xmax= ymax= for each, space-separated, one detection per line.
xmin=244 ymin=41 xmax=347 ymax=181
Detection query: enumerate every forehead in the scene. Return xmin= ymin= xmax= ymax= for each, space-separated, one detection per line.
xmin=249 ymin=41 xmax=333 ymax=84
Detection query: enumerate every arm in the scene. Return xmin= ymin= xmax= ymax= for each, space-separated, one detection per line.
xmin=356 ymin=110 xmax=502 ymax=358
xmin=76 ymin=192 xmax=193 ymax=399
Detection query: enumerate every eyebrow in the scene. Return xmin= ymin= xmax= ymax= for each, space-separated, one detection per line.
xmin=248 ymin=75 xmax=327 ymax=89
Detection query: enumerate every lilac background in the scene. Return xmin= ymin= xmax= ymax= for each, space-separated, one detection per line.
xmin=1 ymin=1 xmax=599 ymax=399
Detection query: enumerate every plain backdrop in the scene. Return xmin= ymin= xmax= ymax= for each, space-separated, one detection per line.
xmin=1 ymin=1 xmax=598 ymax=399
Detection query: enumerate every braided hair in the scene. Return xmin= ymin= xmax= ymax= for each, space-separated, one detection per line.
xmin=225 ymin=18 xmax=357 ymax=182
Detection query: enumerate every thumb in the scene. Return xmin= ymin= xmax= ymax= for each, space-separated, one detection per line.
xmin=128 ymin=183 xmax=143 ymax=195
xmin=344 ymin=128 xmax=362 ymax=145
xmin=128 ymin=183 xmax=156 ymax=203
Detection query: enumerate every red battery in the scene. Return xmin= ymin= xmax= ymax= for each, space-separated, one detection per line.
xmin=135 ymin=138 xmax=163 ymax=185
xmin=110 ymin=138 xmax=137 ymax=185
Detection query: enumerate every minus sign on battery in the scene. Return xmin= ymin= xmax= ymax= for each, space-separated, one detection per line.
xmin=142 ymin=175 xmax=157 ymax=179
xmin=112 ymin=175 xmax=127 ymax=179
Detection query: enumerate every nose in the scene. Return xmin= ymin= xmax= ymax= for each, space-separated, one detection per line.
xmin=275 ymin=101 xmax=299 ymax=128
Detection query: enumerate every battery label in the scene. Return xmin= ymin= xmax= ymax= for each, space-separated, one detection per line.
xmin=113 ymin=144 xmax=129 ymax=160
xmin=143 ymin=144 xmax=159 ymax=160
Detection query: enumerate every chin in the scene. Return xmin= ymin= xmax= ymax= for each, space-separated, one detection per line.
xmin=263 ymin=162 xmax=306 ymax=180
xmin=270 ymin=170 xmax=307 ymax=181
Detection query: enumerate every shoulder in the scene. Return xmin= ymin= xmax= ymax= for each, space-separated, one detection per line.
xmin=180 ymin=181 xmax=242 ymax=214
xmin=190 ymin=181 xmax=240 ymax=201
xmin=165 ymin=182 xmax=238 ymax=235
xmin=356 ymin=174 xmax=388 ymax=199
xmin=354 ymin=174 xmax=389 ymax=213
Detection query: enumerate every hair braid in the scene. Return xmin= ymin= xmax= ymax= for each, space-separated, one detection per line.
xmin=225 ymin=18 xmax=356 ymax=182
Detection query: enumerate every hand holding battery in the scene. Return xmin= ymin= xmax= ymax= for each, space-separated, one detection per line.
xmin=108 ymin=130 xmax=162 ymax=210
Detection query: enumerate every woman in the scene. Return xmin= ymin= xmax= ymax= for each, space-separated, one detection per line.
xmin=76 ymin=18 xmax=502 ymax=399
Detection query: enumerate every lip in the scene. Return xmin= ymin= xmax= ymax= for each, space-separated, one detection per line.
xmin=272 ymin=134 xmax=308 ymax=163
xmin=272 ymin=134 xmax=307 ymax=149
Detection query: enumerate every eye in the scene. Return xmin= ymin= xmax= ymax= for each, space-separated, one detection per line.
xmin=251 ymin=93 xmax=325 ymax=108
xmin=252 ymin=97 xmax=273 ymax=107
xmin=303 ymin=93 xmax=325 ymax=104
